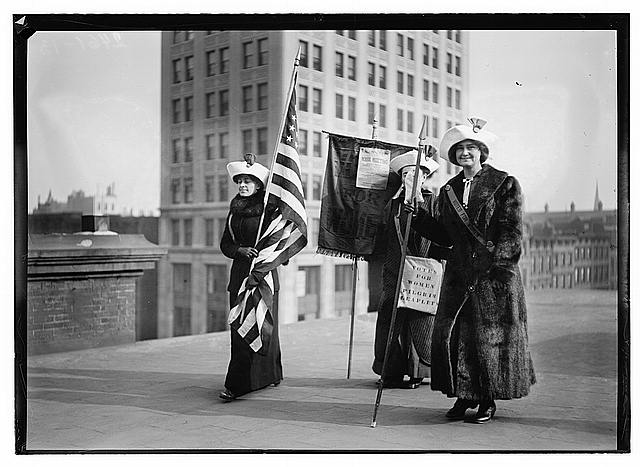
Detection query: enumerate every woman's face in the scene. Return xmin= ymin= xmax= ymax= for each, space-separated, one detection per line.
xmin=401 ymin=167 xmax=429 ymax=188
xmin=237 ymin=175 xmax=259 ymax=197
xmin=455 ymin=139 xmax=482 ymax=170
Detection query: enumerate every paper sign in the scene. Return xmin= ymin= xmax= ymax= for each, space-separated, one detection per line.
xmin=398 ymin=256 xmax=443 ymax=314
xmin=355 ymin=147 xmax=390 ymax=190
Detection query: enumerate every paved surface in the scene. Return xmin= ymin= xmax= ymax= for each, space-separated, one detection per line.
xmin=24 ymin=289 xmax=619 ymax=452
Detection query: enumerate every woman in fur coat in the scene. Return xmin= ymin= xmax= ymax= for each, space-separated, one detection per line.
xmin=219 ymin=155 xmax=282 ymax=401
xmin=412 ymin=119 xmax=535 ymax=423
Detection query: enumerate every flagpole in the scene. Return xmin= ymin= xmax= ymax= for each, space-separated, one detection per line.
xmin=346 ymin=117 xmax=380 ymax=379
xmin=370 ymin=116 xmax=427 ymax=428
xmin=253 ymin=47 xmax=301 ymax=248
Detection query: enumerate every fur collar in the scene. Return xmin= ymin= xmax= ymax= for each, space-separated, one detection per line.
xmin=229 ymin=191 xmax=265 ymax=217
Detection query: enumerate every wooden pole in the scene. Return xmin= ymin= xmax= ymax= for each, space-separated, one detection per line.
xmin=370 ymin=116 xmax=427 ymax=428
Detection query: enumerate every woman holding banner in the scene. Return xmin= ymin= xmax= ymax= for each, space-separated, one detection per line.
xmin=372 ymin=151 xmax=449 ymax=389
xmin=218 ymin=154 xmax=283 ymax=402
xmin=411 ymin=119 xmax=535 ymax=423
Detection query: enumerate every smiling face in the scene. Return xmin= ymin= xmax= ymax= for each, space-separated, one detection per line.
xmin=454 ymin=139 xmax=483 ymax=171
xmin=236 ymin=175 xmax=259 ymax=197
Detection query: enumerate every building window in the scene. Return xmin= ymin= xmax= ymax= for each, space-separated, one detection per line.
xmin=348 ymin=30 xmax=356 ymax=40
xmin=447 ymin=86 xmax=453 ymax=107
xmin=396 ymin=33 xmax=404 ymax=56
xmin=171 ymin=179 xmax=180 ymax=204
xmin=312 ymin=131 xmax=322 ymax=157
xmin=407 ymin=111 xmax=414 ymax=133
xmin=312 ymin=44 xmax=323 ymax=71
xmin=206 ymin=50 xmax=216 ymax=77
xmin=455 ymin=56 xmax=461 ymax=76
xmin=206 ymin=264 xmax=227 ymax=332
xmin=335 ymin=52 xmax=344 ymax=77
xmin=407 ymin=37 xmax=414 ymax=60
xmin=184 ymin=177 xmax=193 ymax=204
xmin=432 ymin=47 xmax=439 ymax=69
xmin=184 ymin=96 xmax=193 ymax=122
xmin=432 ymin=82 xmax=439 ymax=103
xmin=368 ymin=30 xmax=375 ymax=46
xmin=423 ymin=79 xmax=430 ymax=101
xmin=205 ymin=176 xmax=215 ymax=202
xmin=183 ymin=219 xmax=193 ymax=246
xmin=172 ymin=98 xmax=181 ymax=123
xmin=242 ymin=85 xmax=253 ymax=113
xmin=205 ymin=134 xmax=215 ymax=160
xmin=447 ymin=52 xmax=453 ymax=74
xmin=423 ymin=44 xmax=429 ymax=66
xmin=407 ymin=74 xmax=414 ymax=97
xmin=185 ymin=55 xmax=194 ymax=81
xmin=299 ymin=85 xmax=308 ymax=111
xmin=172 ymin=59 xmax=182 ymax=83
xmin=298 ymin=129 xmax=308 ymax=155
xmin=171 ymin=219 xmax=180 ymax=245
xmin=379 ymin=30 xmax=387 ymax=50
xmin=242 ymin=41 xmax=253 ymax=69
xmin=368 ymin=102 xmax=375 ymax=125
xmin=257 ymin=38 xmax=268 ymax=65
xmin=185 ymin=31 xmax=194 ymax=41
xmin=205 ymin=92 xmax=215 ymax=118
xmin=397 ymin=71 xmax=404 ymax=94
xmin=455 ymin=89 xmax=461 ymax=110
xmin=367 ymin=62 xmax=375 ymax=86
xmin=172 ymin=264 xmax=191 ymax=337
xmin=257 ymin=127 xmax=268 ymax=154
xmin=300 ymin=174 xmax=308 ymax=198
xmin=335 ymin=93 xmax=344 ymax=119
xmin=219 ymin=132 xmax=228 ymax=158
xmin=218 ymin=174 xmax=228 ymax=201
xmin=347 ymin=55 xmax=356 ymax=80
xmin=299 ymin=40 xmax=308 ymax=67
xmin=257 ymin=83 xmax=268 ymax=110
xmin=312 ymin=88 xmax=322 ymax=114
xmin=379 ymin=65 xmax=386 ymax=89
xmin=216 ymin=218 xmax=226 ymax=246
xmin=348 ymin=96 xmax=356 ymax=121
xmin=219 ymin=47 xmax=229 ymax=74
xmin=455 ymin=30 xmax=461 ymax=43
xmin=312 ymin=175 xmax=322 ymax=200
xmin=219 ymin=90 xmax=229 ymax=116
xmin=432 ymin=116 xmax=439 ymax=138
xmin=397 ymin=109 xmax=403 ymax=131
xmin=379 ymin=104 xmax=386 ymax=127
xmin=336 ymin=30 xmax=344 ymax=36
xmin=184 ymin=137 xmax=193 ymax=162
xmin=205 ymin=218 xmax=214 ymax=245
xmin=335 ymin=265 xmax=353 ymax=292
xmin=242 ymin=129 xmax=253 ymax=154
xmin=172 ymin=138 xmax=181 ymax=163
xmin=172 ymin=31 xmax=182 ymax=44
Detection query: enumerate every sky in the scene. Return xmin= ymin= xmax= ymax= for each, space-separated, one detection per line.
xmin=26 ymin=28 xmax=619 ymax=214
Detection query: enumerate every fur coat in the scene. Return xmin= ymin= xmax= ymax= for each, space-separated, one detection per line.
xmin=413 ymin=164 xmax=535 ymax=400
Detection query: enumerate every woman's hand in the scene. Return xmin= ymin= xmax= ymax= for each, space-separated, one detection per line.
xmin=237 ymin=246 xmax=259 ymax=259
xmin=403 ymin=200 xmax=418 ymax=215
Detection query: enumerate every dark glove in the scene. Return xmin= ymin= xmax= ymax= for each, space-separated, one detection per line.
xmin=237 ymin=246 xmax=258 ymax=259
xmin=487 ymin=265 xmax=514 ymax=291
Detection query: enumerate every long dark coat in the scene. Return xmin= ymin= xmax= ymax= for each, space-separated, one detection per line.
xmin=220 ymin=190 xmax=282 ymax=396
xmin=373 ymin=192 xmax=449 ymax=380
xmin=413 ymin=164 xmax=535 ymax=401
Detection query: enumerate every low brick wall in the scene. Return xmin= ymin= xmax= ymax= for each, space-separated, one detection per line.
xmin=27 ymin=233 xmax=165 ymax=355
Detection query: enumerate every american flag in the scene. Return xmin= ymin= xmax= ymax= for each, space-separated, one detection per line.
xmin=228 ymin=67 xmax=308 ymax=354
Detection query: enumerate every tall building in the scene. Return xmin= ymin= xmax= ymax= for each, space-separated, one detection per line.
xmin=33 ymin=183 xmax=118 ymax=215
xmin=158 ymin=29 xmax=469 ymax=338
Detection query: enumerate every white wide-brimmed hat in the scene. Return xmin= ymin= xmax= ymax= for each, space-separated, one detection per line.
xmin=440 ymin=118 xmax=497 ymax=166
xmin=389 ymin=150 xmax=440 ymax=176
xmin=226 ymin=154 xmax=270 ymax=186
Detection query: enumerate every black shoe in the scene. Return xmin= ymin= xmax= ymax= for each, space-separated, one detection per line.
xmin=376 ymin=378 xmax=417 ymax=389
xmin=467 ymin=401 xmax=496 ymax=424
xmin=445 ymin=398 xmax=478 ymax=420
xmin=272 ymin=380 xmax=281 ymax=387
xmin=218 ymin=389 xmax=236 ymax=402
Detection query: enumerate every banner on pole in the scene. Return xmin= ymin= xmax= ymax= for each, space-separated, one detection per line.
xmin=318 ymin=133 xmax=415 ymax=259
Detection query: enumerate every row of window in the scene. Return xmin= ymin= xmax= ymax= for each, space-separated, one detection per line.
xmin=300 ymin=39 xmax=462 ymax=79
xmin=170 ymin=215 xmax=322 ymax=247
xmin=528 ymin=266 xmax=610 ymax=285
xmin=172 ymin=85 xmax=269 ymax=123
